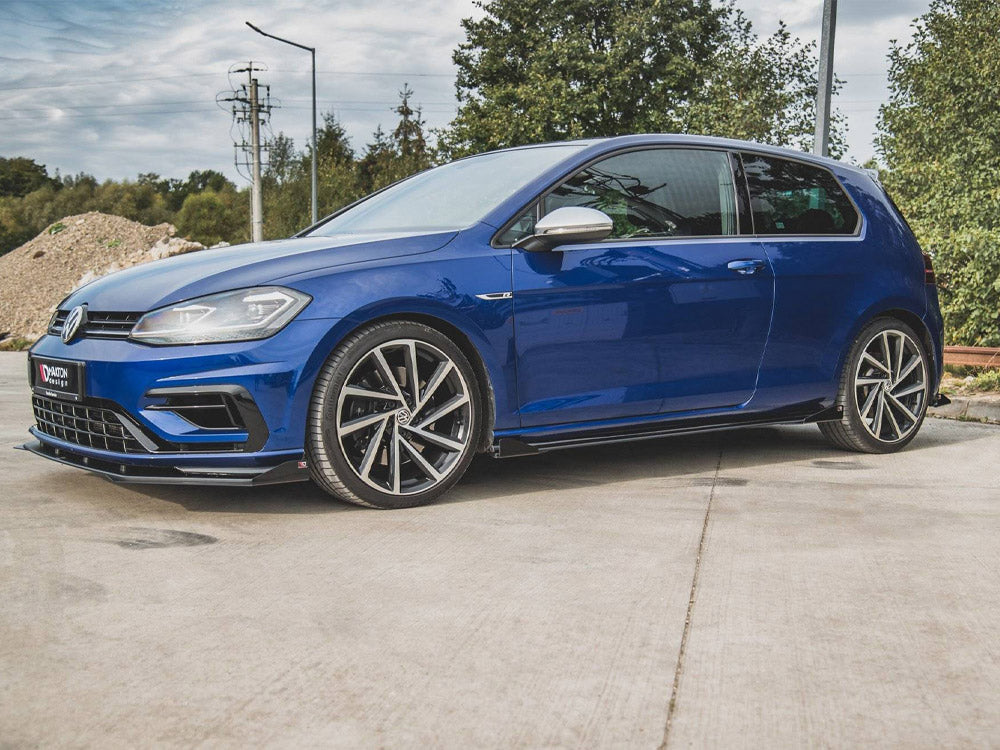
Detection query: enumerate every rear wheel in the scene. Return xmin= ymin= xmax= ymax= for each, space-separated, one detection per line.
xmin=306 ymin=321 xmax=481 ymax=508
xmin=819 ymin=318 xmax=929 ymax=453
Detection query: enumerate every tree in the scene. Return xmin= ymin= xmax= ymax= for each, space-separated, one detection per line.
xmin=440 ymin=0 xmax=843 ymax=159
xmin=0 ymin=157 xmax=57 ymax=197
xmin=315 ymin=112 xmax=356 ymax=166
xmin=683 ymin=14 xmax=846 ymax=156
xmin=0 ymin=87 xmax=437 ymax=254
xmin=357 ymin=125 xmax=393 ymax=194
xmin=442 ymin=0 xmax=723 ymax=156
xmin=175 ymin=189 xmax=248 ymax=247
xmin=136 ymin=170 xmax=234 ymax=212
xmin=876 ymin=0 xmax=1000 ymax=346
xmin=92 ymin=180 xmax=171 ymax=226
xmin=387 ymin=84 xmax=432 ymax=179
xmin=261 ymin=132 xmax=306 ymax=239
xmin=315 ymin=112 xmax=361 ymax=216
xmin=359 ymin=86 xmax=433 ymax=192
xmin=263 ymin=133 xmax=299 ymax=186
xmin=263 ymin=112 xmax=362 ymax=239
xmin=184 ymin=170 xmax=231 ymax=194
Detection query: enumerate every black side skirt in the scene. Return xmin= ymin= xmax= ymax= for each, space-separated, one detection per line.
xmin=491 ymin=401 xmax=842 ymax=458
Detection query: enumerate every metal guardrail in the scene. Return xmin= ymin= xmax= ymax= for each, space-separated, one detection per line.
xmin=943 ymin=346 xmax=1000 ymax=368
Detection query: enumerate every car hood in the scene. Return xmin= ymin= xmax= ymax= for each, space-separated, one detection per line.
xmin=62 ymin=231 xmax=456 ymax=312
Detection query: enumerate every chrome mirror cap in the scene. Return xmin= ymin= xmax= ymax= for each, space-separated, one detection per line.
xmin=514 ymin=206 xmax=614 ymax=251
xmin=535 ymin=206 xmax=614 ymax=238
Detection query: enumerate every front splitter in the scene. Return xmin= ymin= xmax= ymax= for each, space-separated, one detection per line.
xmin=17 ymin=440 xmax=311 ymax=487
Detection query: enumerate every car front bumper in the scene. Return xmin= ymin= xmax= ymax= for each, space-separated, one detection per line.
xmin=23 ymin=317 xmax=339 ymax=485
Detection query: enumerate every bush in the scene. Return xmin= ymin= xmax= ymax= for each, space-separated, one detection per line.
xmin=877 ymin=0 xmax=1000 ymax=346
xmin=175 ymin=189 xmax=248 ymax=247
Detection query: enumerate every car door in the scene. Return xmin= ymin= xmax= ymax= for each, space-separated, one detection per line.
xmin=738 ymin=152 xmax=867 ymax=405
xmin=506 ymin=147 xmax=775 ymax=427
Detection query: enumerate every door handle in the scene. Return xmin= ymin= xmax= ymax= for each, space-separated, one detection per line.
xmin=727 ymin=259 xmax=766 ymax=275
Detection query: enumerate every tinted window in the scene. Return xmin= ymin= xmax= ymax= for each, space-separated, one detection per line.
xmin=306 ymin=145 xmax=584 ymax=236
xmin=519 ymin=148 xmax=736 ymax=242
xmin=496 ymin=206 xmax=537 ymax=246
xmin=741 ymin=154 xmax=859 ymax=235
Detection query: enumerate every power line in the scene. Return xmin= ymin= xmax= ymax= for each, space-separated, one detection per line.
xmin=274 ymin=68 xmax=454 ymax=78
xmin=0 ymin=67 xmax=888 ymax=96
xmin=0 ymin=108 xmax=222 ymax=121
xmin=0 ymin=68 xmax=455 ymax=93
xmin=0 ymin=72 xmax=223 ymax=93
xmin=3 ymin=98 xmax=456 ymax=114
xmin=0 ymin=106 xmax=458 ymax=122
xmin=5 ymin=100 xmax=215 ymax=112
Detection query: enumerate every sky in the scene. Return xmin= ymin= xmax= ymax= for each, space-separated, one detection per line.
xmin=0 ymin=0 xmax=932 ymax=184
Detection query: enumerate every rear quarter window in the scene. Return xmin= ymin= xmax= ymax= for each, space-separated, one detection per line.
xmin=741 ymin=154 xmax=860 ymax=236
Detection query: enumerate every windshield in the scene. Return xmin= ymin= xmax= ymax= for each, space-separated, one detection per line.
xmin=305 ymin=145 xmax=585 ymax=236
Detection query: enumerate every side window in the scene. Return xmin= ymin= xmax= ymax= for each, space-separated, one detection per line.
xmin=496 ymin=205 xmax=536 ymax=246
xmin=741 ymin=154 xmax=860 ymax=235
xmin=542 ymin=149 xmax=737 ymax=239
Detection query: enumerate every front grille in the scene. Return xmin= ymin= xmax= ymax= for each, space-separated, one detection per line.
xmin=32 ymin=394 xmax=246 ymax=455
xmin=48 ymin=310 xmax=143 ymax=339
xmin=32 ymin=395 xmax=146 ymax=453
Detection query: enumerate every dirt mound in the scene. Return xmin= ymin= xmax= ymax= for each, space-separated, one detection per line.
xmin=0 ymin=212 xmax=207 ymax=344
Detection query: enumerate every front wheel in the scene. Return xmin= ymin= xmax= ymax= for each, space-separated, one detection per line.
xmin=819 ymin=318 xmax=930 ymax=453
xmin=306 ymin=321 xmax=481 ymax=508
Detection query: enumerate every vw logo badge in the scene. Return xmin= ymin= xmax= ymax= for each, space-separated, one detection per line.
xmin=395 ymin=408 xmax=412 ymax=426
xmin=61 ymin=305 xmax=87 ymax=343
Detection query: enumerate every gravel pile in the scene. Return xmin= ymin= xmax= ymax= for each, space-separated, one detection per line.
xmin=0 ymin=212 xmax=207 ymax=344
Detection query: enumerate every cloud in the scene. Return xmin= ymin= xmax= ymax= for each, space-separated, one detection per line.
xmin=1 ymin=0 xmax=470 ymax=180
xmin=0 ymin=0 xmax=930 ymax=180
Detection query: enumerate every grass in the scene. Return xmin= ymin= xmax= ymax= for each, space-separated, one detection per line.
xmin=0 ymin=337 xmax=34 ymax=351
xmin=941 ymin=367 xmax=1000 ymax=395
xmin=968 ymin=369 xmax=1000 ymax=393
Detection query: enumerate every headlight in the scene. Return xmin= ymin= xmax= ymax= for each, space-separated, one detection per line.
xmin=129 ymin=286 xmax=311 ymax=345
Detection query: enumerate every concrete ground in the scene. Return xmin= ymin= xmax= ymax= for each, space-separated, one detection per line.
xmin=1 ymin=350 xmax=998 ymax=749
xmin=931 ymin=392 xmax=1000 ymax=424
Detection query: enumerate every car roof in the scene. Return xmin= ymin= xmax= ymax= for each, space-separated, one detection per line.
xmin=492 ymin=134 xmax=866 ymax=177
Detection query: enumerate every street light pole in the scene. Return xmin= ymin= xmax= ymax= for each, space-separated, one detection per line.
xmin=310 ymin=46 xmax=317 ymax=225
xmin=246 ymin=21 xmax=318 ymax=225
xmin=813 ymin=0 xmax=838 ymax=157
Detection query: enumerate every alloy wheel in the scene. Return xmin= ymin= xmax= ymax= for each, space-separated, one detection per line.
xmin=853 ymin=328 xmax=927 ymax=443
xmin=335 ymin=338 xmax=473 ymax=495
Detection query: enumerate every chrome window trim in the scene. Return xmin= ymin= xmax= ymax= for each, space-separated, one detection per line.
xmin=540 ymin=231 xmax=867 ymax=250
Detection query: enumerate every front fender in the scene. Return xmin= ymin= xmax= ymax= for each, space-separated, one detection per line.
xmin=285 ymin=242 xmax=517 ymax=431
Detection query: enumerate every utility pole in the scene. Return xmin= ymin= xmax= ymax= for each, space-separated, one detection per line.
xmin=249 ymin=77 xmax=263 ymax=242
xmin=218 ymin=62 xmax=273 ymax=242
xmin=246 ymin=22 xmax=318 ymax=225
xmin=814 ymin=0 xmax=838 ymax=157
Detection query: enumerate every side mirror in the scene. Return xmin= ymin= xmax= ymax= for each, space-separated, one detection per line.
xmin=513 ymin=206 xmax=614 ymax=252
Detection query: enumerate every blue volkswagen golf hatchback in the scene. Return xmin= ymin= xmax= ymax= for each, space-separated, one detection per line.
xmin=25 ymin=135 xmax=945 ymax=508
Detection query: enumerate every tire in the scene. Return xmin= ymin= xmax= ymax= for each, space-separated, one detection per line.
xmin=306 ymin=320 xmax=482 ymax=508
xmin=819 ymin=317 xmax=930 ymax=454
